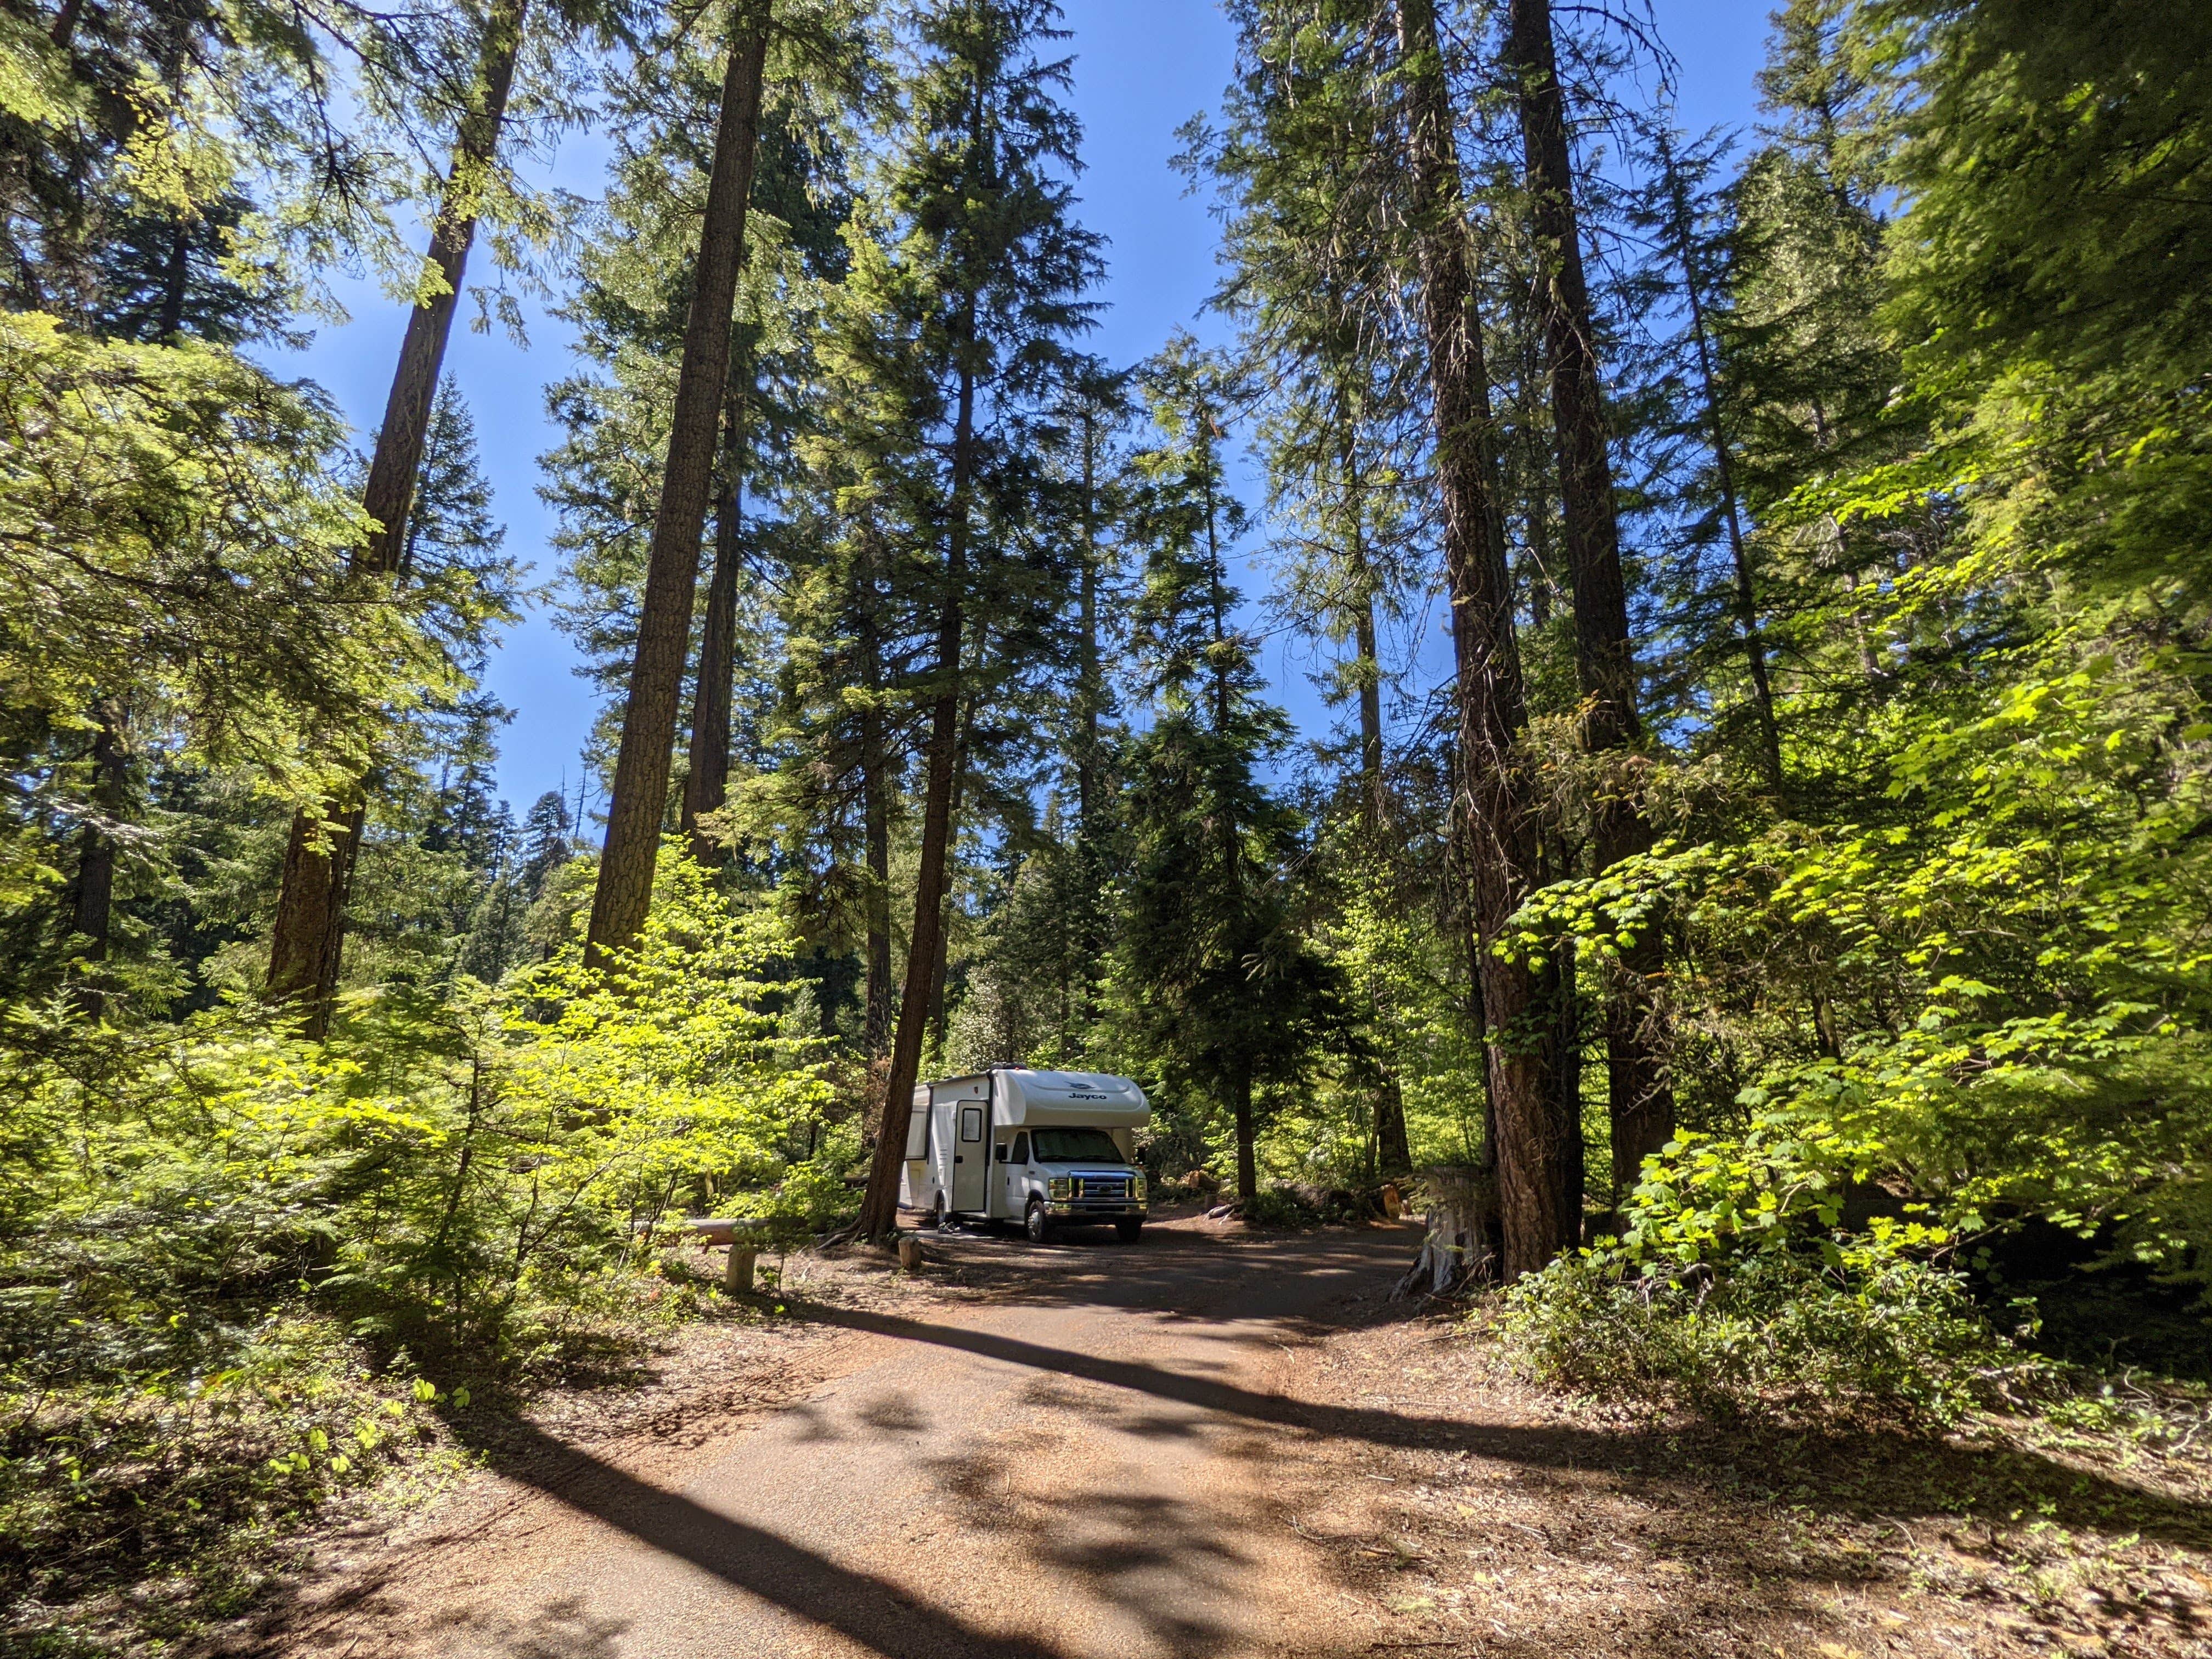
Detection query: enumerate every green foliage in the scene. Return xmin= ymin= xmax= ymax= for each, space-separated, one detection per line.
xmin=1110 ymin=341 xmax=1341 ymax=1190
xmin=1502 ymin=1119 xmax=2032 ymax=1424
xmin=0 ymin=854 xmax=837 ymax=1634
xmin=1239 ymin=1184 xmax=1322 ymax=1230
xmin=0 ymin=313 xmax=439 ymax=798
xmin=1501 ymin=1230 xmax=2015 ymax=1425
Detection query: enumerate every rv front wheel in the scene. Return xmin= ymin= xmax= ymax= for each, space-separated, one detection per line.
xmin=1024 ymin=1199 xmax=1052 ymax=1245
xmin=1115 ymin=1220 xmax=1143 ymax=1244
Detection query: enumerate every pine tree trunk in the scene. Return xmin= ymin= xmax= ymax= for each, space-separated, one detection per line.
xmin=681 ymin=368 xmax=751 ymax=864
xmin=264 ymin=0 xmax=533 ymax=1034
xmin=1355 ymin=591 xmax=1412 ymax=1176
xmin=1077 ymin=402 xmax=1103 ymax=836
xmin=859 ymin=540 xmax=894 ymax=1062
xmin=1355 ymin=599 xmax=1385 ymax=826
xmin=857 ymin=344 xmax=977 ymax=1240
xmin=1395 ymin=0 xmax=1571 ymax=1278
xmin=926 ymin=679 xmax=979 ymax=1066
xmin=586 ymin=8 xmax=772 ymax=964
xmin=1232 ymin=1062 xmax=1257 ymax=1203
xmin=156 ymin=220 xmax=189 ymax=342
xmin=1335 ymin=422 xmax=1410 ymax=1177
xmin=1658 ymin=129 xmax=1782 ymax=795
xmin=1504 ymin=0 xmax=1673 ymax=1189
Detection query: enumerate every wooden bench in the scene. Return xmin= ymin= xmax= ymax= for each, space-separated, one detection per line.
xmin=646 ymin=1217 xmax=771 ymax=1292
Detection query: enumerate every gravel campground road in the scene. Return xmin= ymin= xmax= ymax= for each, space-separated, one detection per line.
xmin=254 ymin=1215 xmax=2212 ymax=1659
xmin=266 ymin=1217 xmax=1425 ymax=1659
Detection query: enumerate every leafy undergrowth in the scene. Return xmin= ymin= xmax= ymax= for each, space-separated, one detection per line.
xmin=0 ymin=1254 xmax=739 ymax=1658
xmin=1497 ymin=1116 xmax=2212 ymax=1440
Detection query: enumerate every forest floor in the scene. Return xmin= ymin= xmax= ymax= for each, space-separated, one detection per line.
xmin=222 ymin=1209 xmax=2212 ymax=1659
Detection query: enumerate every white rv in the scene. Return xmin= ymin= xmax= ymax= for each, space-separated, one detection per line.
xmin=899 ymin=1065 xmax=1150 ymax=1242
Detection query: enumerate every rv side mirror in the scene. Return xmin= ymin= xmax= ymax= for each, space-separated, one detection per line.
xmin=995 ymin=1143 xmax=1009 ymax=1163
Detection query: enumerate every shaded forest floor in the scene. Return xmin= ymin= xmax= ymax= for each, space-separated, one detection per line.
xmin=1291 ymin=1310 xmax=2212 ymax=1657
xmin=107 ymin=1210 xmax=2212 ymax=1658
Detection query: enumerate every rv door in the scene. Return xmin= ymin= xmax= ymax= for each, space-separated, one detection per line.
xmin=950 ymin=1096 xmax=989 ymax=1213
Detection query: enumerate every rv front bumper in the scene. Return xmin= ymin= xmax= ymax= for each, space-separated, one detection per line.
xmin=1048 ymin=1203 xmax=1149 ymax=1220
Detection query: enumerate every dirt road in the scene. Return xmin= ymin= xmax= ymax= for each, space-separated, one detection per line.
xmin=263 ymin=1217 xmax=2212 ymax=1659
xmin=274 ymin=1219 xmax=1421 ymax=1659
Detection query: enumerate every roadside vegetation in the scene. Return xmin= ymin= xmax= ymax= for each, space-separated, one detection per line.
xmin=3 ymin=0 xmax=2209 ymax=1648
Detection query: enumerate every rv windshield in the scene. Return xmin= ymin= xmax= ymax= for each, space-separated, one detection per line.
xmin=1029 ymin=1127 xmax=1123 ymax=1164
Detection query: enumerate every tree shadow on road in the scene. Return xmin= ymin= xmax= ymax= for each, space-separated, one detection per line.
xmin=786 ymin=1299 xmax=2212 ymax=1554
xmin=428 ymin=1417 xmax=1080 ymax=1659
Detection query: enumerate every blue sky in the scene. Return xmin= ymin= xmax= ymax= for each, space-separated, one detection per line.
xmin=271 ymin=0 xmax=1773 ymax=826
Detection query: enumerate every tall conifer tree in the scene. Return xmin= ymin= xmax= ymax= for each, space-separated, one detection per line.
xmin=853 ymin=0 xmax=1102 ymax=1238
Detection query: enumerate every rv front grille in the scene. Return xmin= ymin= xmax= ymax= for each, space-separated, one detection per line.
xmin=1073 ymin=1175 xmax=1131 ymax=1201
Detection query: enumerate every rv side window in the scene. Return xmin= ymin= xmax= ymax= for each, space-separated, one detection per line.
xmin=902 ymin=1109 xmax=929 ymax=1160
xmin=959 ymin=1105 xmax=983 ymax=1143
xmin=1012 ymin=1131 xmax=1030 ymax=1164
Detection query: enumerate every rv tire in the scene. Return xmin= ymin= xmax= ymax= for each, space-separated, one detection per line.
xmin=1024 ymin=1199 xmax=1052 ymax=1245
xmin=1115 ymin=1220 xmax=1142 ymax=1244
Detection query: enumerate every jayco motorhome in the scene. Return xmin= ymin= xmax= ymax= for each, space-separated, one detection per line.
xmin=899 ymin=1065 xmax=1150 ymax=1242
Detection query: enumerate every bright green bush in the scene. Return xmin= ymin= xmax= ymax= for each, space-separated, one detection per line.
xmin=1499 ymin=1116 xmax=2039 ymax=1424
xmin=0 ymin=851 xmax=840 ymax=1639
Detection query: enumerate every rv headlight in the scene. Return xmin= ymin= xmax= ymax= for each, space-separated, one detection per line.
xmin=1048 ymin=1176 xmax=1073 ymax=1201
xmin=1132 ymin=1172 xmax=1147 ymax=1200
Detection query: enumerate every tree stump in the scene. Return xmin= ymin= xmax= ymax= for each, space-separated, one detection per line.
xmin=1381 ymin=1182 xmax=1403 ymax=1221
xmin=1392 ymin=1165 xmax=1498 ymax=1299
xmin=896 ymin=1235 xmax=923 ymax=1271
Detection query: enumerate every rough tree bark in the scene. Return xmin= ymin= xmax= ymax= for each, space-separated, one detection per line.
xmin=1505 ymin=0 xmax=1673 ymax=1192
xmin=1396 ymin=0 xmax=1574 ymax=1277
xmin=1231 ymin=1063 xmax=1257 ymax=1203
xmin=680 ymin=363 xmax=752 ymax=865
xmin=265 ymin=0 xmax=533 ymax=1035
xmin=585 ymin=7 xmax=772 ymax=964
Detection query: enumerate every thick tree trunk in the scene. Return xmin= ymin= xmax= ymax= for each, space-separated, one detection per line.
xmin=857 ymin=346 xmax=978 ymax=1240
xmin=586 ymin=9 xmax=772 ymax=964
xmin=1504 ymin=0 xmax=1673 ymax=1189
xmin=264 ymin=0 xmax=533 ymax=1035
xmin=1396 ymin=0 xmax=1572 ymax=1278
xmin=1375 ymin=1071 xmax=1412 ymax=1179
xmin=1657 ymin=129 xmax=1782 ymax=796
xmin=680 ymin=372 xmax=751 ymax=865
xmin=1231 ymin=1063 xmax=1257 ymax=1203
